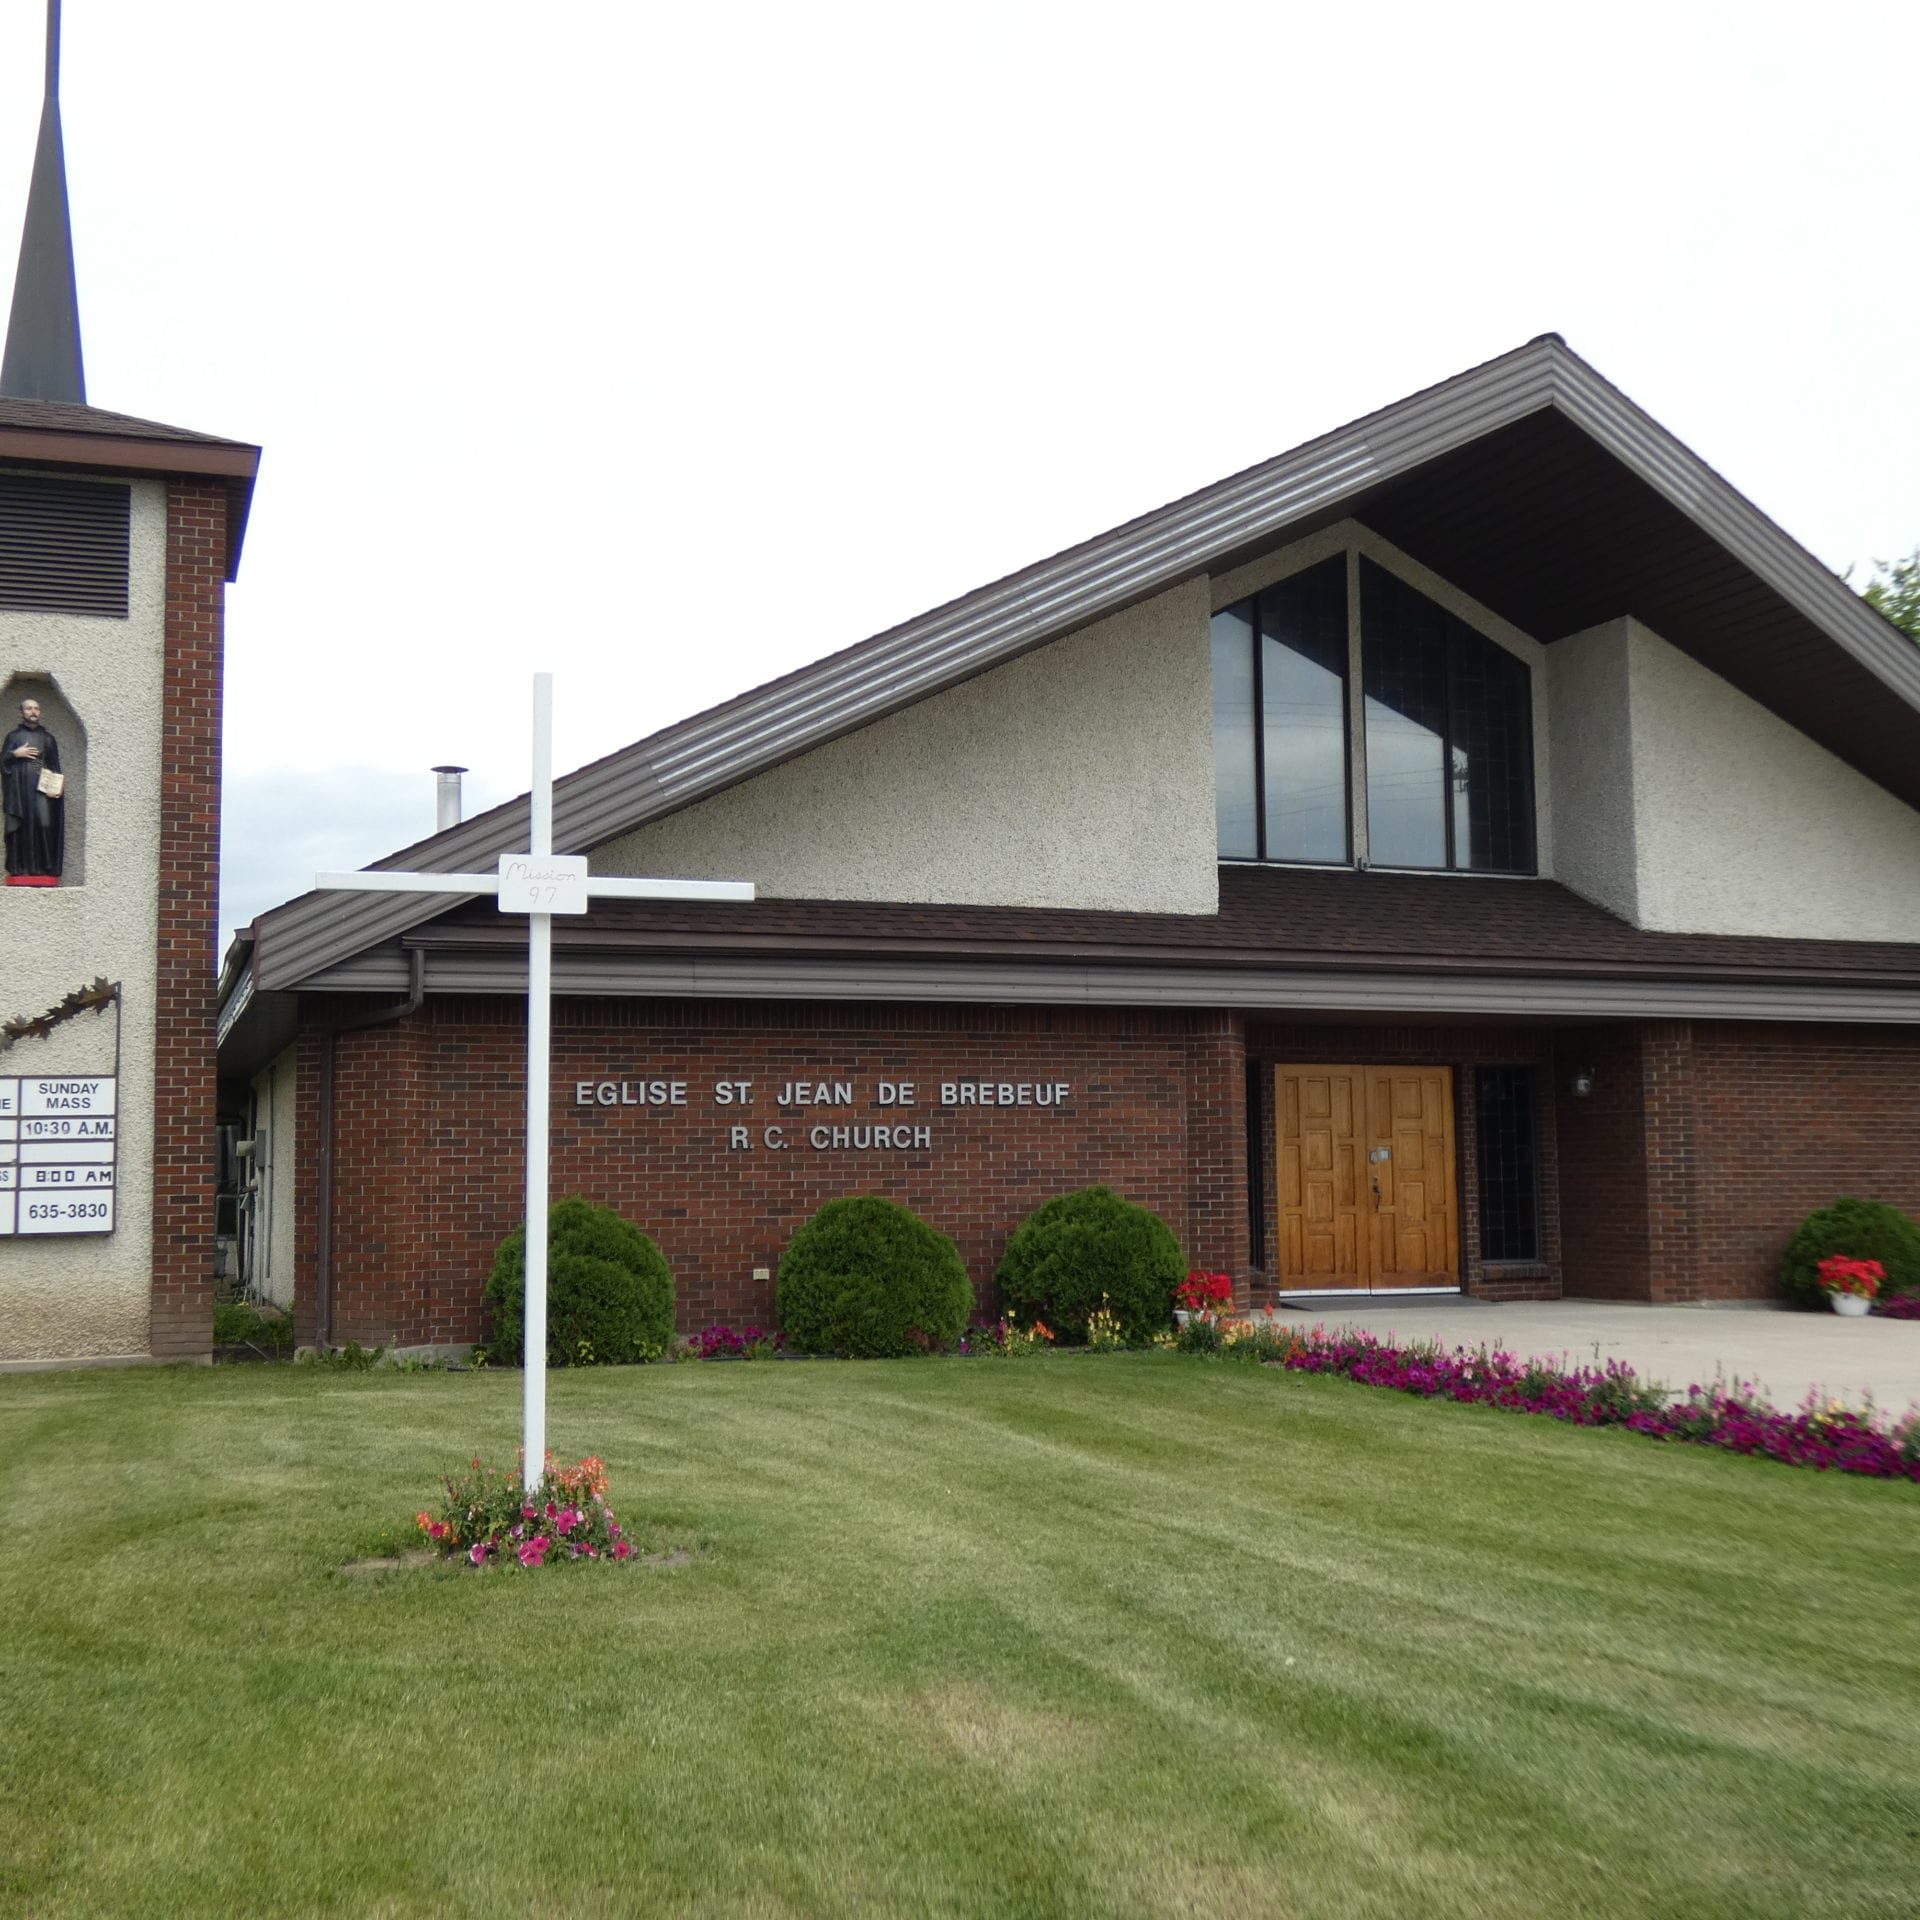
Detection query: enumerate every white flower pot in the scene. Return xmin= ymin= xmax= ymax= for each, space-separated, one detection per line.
xmin=1828 ymin=1292 xmax=1872 ymax=1318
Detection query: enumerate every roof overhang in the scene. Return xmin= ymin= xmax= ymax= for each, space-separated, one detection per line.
xmin=0 ymin=417 xmax=260 ymax=578
xmin=246 ymin=335 xmax=1920 ymax=994
xmin=276 ymin=946 xmax=1920 ymax=1028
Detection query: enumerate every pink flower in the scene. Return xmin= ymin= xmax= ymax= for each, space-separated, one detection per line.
xmin=556 ymin=1506 xmax=581 ymax=1535
xmin=521 ymin=1504 xmax=537 ymax=1521
xmin=468 ymin=1542 xmax=488 ymax=1565
xmin=544 ymin=1501 xmax=559 ymax=1521
xmin=612 ymin=1539 xmax=633 ymax=1561
xmin=518 ymin=1538 xmax=549 ymax=1568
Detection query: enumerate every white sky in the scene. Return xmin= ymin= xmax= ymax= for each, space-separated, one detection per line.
xmin=1 ymin=1 xmax=1916 ymax=944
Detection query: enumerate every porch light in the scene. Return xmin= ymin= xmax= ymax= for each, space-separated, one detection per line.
xmin=1570 ymin=1067 xmax=1596 ymax=1099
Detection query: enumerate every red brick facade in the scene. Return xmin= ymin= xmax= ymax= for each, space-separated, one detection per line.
xmin=297 ymin=997 xmax=1253 ymax=1348
xmin=1556 ymin=1020 xmax=1920 ymax=1303
xmin=291 ymin=994 xmax=1920 ymax=1347
xmin=147 ymin=482 xmax=227 ymax=1357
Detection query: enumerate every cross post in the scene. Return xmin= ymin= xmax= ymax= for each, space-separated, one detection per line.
xmin=317 ymin=673 xmax=754 ymax=1487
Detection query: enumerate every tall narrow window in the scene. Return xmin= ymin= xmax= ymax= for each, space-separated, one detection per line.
xmin=1211 ymin=602 xmax=1258 ymax=858
xmin=1450 ymin=622 xmax=1535 ymax=873
xmin=1258 ymin=559 xmax=1349 ymax=864
xmin=1361 ymin=560 xmax=1534 ymax=873
xmin=1361 ymin=562 xmax=1449 ymax=868
xmin=1210 ymin=558 xmax=1349 ymax=865
xmin=1475 ymin=1066 xmax=1540 ymax=1262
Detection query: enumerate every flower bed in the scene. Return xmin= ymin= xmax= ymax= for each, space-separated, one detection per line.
xmin=416 ymin=1452 xmax=637 ymax=1567
xmin=686 ymin=1324 xmax=782 ymax=1360
xmin=1263 ymin=1326 xmax=1920 ymax=1483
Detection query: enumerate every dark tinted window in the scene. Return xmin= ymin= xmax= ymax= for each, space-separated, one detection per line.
xmin=1210 ymin=603 xmax=1258 ymax=858
xmin=1258 ymin=559 xmax=1349 ymax=864
xmin=1361 ymin=560 xmax=1535 ymax=874
xmin=1475 ymin=1066 xmax=1539 ymax=1262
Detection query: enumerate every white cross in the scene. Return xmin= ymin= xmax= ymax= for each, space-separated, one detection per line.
xmin=317 ymin=673 xmax=754 ymax=1486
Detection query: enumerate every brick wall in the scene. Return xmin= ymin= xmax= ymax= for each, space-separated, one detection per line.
xmin=146 ymin=483 xmax=226 ymax=1358
xmin=1185 ymin=1012 xmax=1250 ymax=1291
xmin=1554 ymin=1020 xmax=1920 ymax=1303
xmin=298 ymin=997 xmax=1242 ymax=1348
xmin=1245 ymin=1023 xmax=1564 ymax=1304
xmin=1690 ymin=1022 xmax=1920 ymax=1299
xmin=292 ymin=995 xmax=1920 ymax=1343
xmin=1552 ymin=1025 xmax=1654 ymax=1300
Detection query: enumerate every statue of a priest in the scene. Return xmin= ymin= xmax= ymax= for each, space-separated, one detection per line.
xmin=3 ymin=696 xmax=65 ymax=884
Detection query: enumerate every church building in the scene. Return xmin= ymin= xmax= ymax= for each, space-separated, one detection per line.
xmin=216 ymin=336 xmax=1920 ymax=1351
xmin=1 ymin=4 xmax=258 ymax=1365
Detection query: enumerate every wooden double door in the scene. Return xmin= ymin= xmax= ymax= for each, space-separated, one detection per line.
xmin=1275 ymin=1065 xmax=1459 ymax=1292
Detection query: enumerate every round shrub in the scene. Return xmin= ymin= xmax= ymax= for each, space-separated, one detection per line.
xmin=1780 ymin=1196 xmax=1920 ymax=1308
xmin=776 ymin=1196 xmax=973 ymax=1357
xmin=995 ymin=1185 xmax=1185 ymax=1343
xmin=485 ymin=1196 xmax=675 ymax=1365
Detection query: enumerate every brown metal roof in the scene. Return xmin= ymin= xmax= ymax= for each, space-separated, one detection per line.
xmin=245 ymin=336 xmax=1920 ymax=993
xmin=409 ymin=865 xmax=1920 ymax=989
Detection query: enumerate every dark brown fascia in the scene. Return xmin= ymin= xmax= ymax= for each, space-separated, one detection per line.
xmin=0 ymin=423 xmax=260 ymax=578
xmin=397 ymin=920 xmax=1920 ymax=995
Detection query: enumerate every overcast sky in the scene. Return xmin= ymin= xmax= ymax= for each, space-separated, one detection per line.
xmin=2 ymin=1 xmax=1916 ymax=944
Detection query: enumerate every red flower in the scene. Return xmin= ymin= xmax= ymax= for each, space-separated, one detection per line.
xmin=1817 ymin=1255 xmax=1885 ymax=1299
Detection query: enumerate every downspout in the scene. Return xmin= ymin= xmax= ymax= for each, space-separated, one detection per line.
xmin=313 ymin=948 xmax=425 ymax=1348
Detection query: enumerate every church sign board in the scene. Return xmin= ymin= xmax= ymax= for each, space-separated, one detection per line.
xmin=0 ymin=1075 xmax=116 ymax=1235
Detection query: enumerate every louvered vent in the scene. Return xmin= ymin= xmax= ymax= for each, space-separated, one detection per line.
xmin=0 ymin=474 xmax=131 ymax=617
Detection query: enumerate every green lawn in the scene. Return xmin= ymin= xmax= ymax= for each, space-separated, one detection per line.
xmin=2 ymin=1357 xmax=1917 ymax=1919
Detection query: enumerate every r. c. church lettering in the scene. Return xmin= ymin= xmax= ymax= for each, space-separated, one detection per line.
xmin=571 ymin=1074 xmax=1075 ymax=1153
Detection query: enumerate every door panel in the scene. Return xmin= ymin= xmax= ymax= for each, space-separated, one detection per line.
xmin=1276 ymin=1063 xmax=1458 ymax=1292
xmin=1367 ymin=1067 xmax=1457 ymax=1287
xmin=1276 ymin=1067 xmax=1366 ymax=1289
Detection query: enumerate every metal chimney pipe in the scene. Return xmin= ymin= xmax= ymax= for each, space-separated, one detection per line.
xmin=431 ymin=765 xmax=467 ymax=833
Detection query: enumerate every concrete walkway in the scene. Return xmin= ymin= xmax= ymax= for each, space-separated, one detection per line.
xmin=1264 ymin=1297 xmax=1920 ymax=1414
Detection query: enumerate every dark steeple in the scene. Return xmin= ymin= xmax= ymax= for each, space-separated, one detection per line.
xmin=2 ymin=1 xmax=85 ymax=402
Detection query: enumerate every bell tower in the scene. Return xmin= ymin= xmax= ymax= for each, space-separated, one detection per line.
xmin=0 ymin=1 xmax=259 ymax=1363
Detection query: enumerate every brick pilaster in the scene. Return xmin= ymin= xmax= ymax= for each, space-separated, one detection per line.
xmin=147 ymin=482 xmax=226 ymax=1357
xmin=1185 ymin=1011 xmax=1249 ymax=1291
xmin=1641 ymin=1021 xmax=1701 ymax=1303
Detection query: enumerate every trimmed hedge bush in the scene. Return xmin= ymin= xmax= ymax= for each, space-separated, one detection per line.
xmin=996 ymin=1185 xmax=1185 ymax=1343
xmin=776 ymin=1196 xmax=973 ymax=1357
xmin=485 ymin=1196 xmax=675 ymax=1365
xmin=1780 ymin=1196 xmax=1920 ymax=1309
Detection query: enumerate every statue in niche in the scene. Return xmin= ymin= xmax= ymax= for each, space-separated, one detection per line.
xmin=3 ymin=696 xmax=65 ymax=885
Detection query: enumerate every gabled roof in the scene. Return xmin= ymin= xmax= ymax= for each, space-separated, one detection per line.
xmin=248 ymin=334 xmax=1920 ymax=994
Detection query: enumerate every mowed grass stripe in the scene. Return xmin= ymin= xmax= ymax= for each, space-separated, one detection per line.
xmin=1 ymin=1357 xmax=1916 ymax=1918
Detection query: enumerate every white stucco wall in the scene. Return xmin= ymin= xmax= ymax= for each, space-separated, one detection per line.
xmin=1625 ymin=619 xmax=1920 ymax=940
xmin=249 ymin=1046 xmax=297 ymax=1310
xmin=595 ymin=579 xmax=1220 ymax=913
xmin=1546 ymin=620 xmax=1639 ymax=923
xmin=0 ymin=476 xmax=167 ymax=1362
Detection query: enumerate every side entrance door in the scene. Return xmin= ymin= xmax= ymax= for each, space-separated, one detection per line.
xmin=1274 ymin=1065 xmax=1459 ymax=1293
